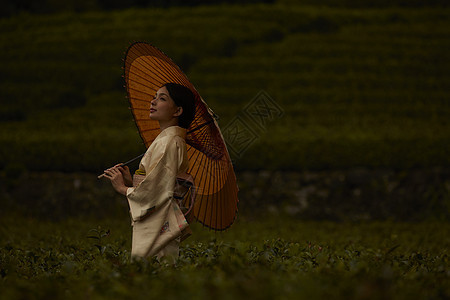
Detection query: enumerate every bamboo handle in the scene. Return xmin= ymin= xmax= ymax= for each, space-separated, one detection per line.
xmin=97 ymin=153 xmax=144 ymax=180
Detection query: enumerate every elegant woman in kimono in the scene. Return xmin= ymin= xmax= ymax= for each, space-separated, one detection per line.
xmin=103 ymin=83 xmax=196 ymax=261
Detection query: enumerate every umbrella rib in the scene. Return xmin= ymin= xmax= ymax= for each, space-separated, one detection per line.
xmin=186 ymin=145 xmax=193 ymax=161
xmin=127 ymin=86 xmax=154 ymax=97
xmin=128 ymin=96 xmax=151 ymax=103
xmin=187 ymin=146 xmax=200 ymax=168
xmin=138 ymin=56 xmax=180 ymax=85
xmin=189 ymin=148 xmax=202 ymax=180
xmin=212 ymin=160 xmax=219 ymax=230
xmin=221 ymin=161 xmax=229 ymax=229
xmin=196 ymin=128 xmax=220 ymax=159
xmin=189 ymin=138 xmax=211 ymax=159
xmin=128 ymin=62 xmax=167 ymax=85
xmin=187 ymin=148 xmax=204 ymax=222
xmin=195 ymin=153 xmax=209 ymax=226
xmin=151 ymin=51 xmax=188 ymax=85
xmin=217 ymin=160 xmax=225 ymax=229
xmin=142 ymin=62 xmax=174 ymax=85
xmin=187 ymin=119 xmax=215 ymax=135
xmin=207 ymin=160 xmax=215 ymax=229
xmin=128 ymin=94 xmax=151 ymax=102
xmin=127 ymin=66 xmax=167 ymax=90
xmin=197 ymin=161 xmax=208 ymax=226
xmin=194 ymin=126 xmax=212 ymax=144
xmin=153 ymin=56 xmax=185 ymax=85
xmin=193 ymin=139 xmax=216 ymax=160
xmin=186 ymin=145 xmax=195 ymax=162
xmin=130 ymin=47 xmax=171 ymax=79
xmin=133 ymin=108 xmax=150 ymax=112
xmin=203 ymin=151 xmax=214 ymax=228
xmin=191 ymin=152 xmax=201 ymax=185
xmin=195 ymin=153 xmax=208 ymax=195
xmin=129 ymin=56 xmax=178 ymax=87
xmin=219 ymin=161 xmax=228 ymax=229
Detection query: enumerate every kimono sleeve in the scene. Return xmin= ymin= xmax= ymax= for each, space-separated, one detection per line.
xmin=126 ymin=137 xmax=184 ymax=221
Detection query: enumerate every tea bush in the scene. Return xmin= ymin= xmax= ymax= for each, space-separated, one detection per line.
xmin=0 ymin=4 xmax=449 ymax=172
xmin=0 ymin=216 xmax=448 ymax=299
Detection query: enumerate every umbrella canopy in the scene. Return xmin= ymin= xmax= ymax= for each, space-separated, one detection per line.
xmin=123 ymin=42 xmax=238 ymax=231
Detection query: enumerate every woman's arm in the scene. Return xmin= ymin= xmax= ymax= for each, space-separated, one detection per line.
xmin=126 ymin=137 xmax=183 ymax=221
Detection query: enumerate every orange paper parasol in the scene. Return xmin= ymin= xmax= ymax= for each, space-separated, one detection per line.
xmin=123 ymin=42 xmax=238 ymax=231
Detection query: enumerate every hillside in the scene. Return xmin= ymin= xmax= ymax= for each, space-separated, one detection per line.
xmin=0 ymin=4 xmax=449 ymax=172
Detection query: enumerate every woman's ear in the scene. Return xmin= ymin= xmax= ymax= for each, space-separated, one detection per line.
xmin=174 ymin=106 xmax=183 ymax=117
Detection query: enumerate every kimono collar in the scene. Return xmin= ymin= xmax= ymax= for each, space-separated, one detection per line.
xmin=159 ymin=126 xmax=187 ymax=139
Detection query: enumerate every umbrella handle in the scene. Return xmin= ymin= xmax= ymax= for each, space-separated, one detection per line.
xmin=97 ymin=166 xmax=123 ymax=179
xmin=97 ymin=153 xmax=145 ymax=179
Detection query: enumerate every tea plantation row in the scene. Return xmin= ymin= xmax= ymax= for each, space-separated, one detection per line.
xmin=0 ymin=215 xmax=448 ymax=299
xmin=0 ymin=4 xmax=449 ymax=171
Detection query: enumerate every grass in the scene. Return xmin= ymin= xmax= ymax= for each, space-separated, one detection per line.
xmin=0 ymin=215 xmax=448 ymax=299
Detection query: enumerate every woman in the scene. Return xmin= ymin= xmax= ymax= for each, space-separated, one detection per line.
xmin=103 ymin=83 xmax=196 ymax=261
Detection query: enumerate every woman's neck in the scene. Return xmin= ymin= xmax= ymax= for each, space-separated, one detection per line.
xmin=158 ymin=119 xmax=179 ymax=132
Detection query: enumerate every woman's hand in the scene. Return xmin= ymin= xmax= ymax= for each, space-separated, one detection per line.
xmin=104 ymin=166 xmax=128 ymax=196
xmin=114 ymin=164 xmax=133 ymax=187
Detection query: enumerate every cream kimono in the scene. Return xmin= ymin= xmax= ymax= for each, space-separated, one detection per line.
xmin=126 ymin=126 xmax=191 ymax=259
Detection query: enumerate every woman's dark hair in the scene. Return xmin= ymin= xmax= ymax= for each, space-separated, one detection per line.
xmin=163 ymin=83 xmax=196 ymax=129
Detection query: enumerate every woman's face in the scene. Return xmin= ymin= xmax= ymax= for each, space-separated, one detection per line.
xmin=150 ymin=86 xmax=182 ymax=122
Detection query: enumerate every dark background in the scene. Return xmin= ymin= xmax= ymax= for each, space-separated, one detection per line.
xmin=0 ymin=0 xmax=449 ymax=221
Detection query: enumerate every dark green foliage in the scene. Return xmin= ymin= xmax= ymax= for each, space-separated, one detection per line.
xmin=53 ymin=90 xmax=87 ymax=109
xmin=236 ymin=168 xmax=450 ymax=222
xmin=0 ymin=108 xmax=26 ymax=122
xmin=0 ymin=0 xmax=277 ymax=18
xmin=0 ymin=169 xmax=447 ymax=222
xmin=1 ymin=0 xmax=448 ymax=18
xmin=0 ymin=4 xmax=449 ymax=172
xmin=0 ymin=216 xmax=448 ymax=299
